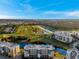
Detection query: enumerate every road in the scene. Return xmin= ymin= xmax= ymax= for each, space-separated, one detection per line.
xmin=0 ymin=55 xmax=22 ymax=59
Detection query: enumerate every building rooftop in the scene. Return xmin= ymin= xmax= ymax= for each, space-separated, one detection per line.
xmin=0 ymin=42 xmax=19 ymax=49
xmin=24 ymin=44 xmax=54 ymax=50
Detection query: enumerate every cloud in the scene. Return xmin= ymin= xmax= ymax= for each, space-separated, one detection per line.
xmin=16 ymin=0 xmax=34 ymax=13
xmin=0 ymin=11 xmax=9 ymax=14
xmin=0 ymin=0 xmax=30 ymax=5
xmin=0 ymin=0 xmax=33 ymax=14
xmin=32 ymin=2 xmax=65 ymax=11
xmin=16 ymin=5 xmax=33 ymax=14
xmin=20 ymin=3 xmax=33 ymax=13
xmin=0 ymin=0 xmax=13 ymax=5
xmin=67 ymin=11 xmax=79 ymax=17
xmin=44 ymin=11 xmax=66 ymax=14
xmin=0 ymin=15 xmax=36 ymax=19
xmin=17 ymin=1 xmax=65 ymax=13
xmin=0 ymin=15 xmax=15 ymax=19
xmin=0 ymin=15 xmax=26 ymax=19
xmin=44 ymin=10 xmax=79 ymax=17
xmin=0 ymin=0 xmax=79 ymax=19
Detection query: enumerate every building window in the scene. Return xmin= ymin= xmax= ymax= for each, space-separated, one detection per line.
xmin=63 ymin=37 xmax=65 ymax=41
xmin=59 ymin=36 xmax=62 ymax=40
xmin=67 ymin=38 xmax=69 ymax=42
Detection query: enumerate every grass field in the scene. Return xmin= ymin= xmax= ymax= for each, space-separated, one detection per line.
xmin=0 ymin=24 xmax=70 ymax=49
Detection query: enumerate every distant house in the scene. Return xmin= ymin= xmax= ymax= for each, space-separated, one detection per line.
xmin=0 ymin=42 xmax=20 ymax=58
xmin=4 ymin=26 xmax=16 ymax=33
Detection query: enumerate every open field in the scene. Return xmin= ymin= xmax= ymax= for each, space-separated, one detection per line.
xmin=1 ymin=19 xmax=79 ymax=30
xmin=0 ymin=24 xmax=53 ymax=43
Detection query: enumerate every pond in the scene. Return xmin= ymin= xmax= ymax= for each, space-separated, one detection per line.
xmin=18 ymin=42 xmax=28 ymax=48
xmin=18 ymin=42 xmax=51 ymax=48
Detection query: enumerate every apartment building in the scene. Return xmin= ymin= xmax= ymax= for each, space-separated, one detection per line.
xmin=0 ymin=42 xmax=20 ymax=58
xmin=53 ymin=31 xmax=74 ymax=43
xmin=67 ymin=48 xmax=79 ymax=59
xmin=53 ymin=31 xmax=79 ymax=43
xmin=71 ymin=31 xmax=79 ymax=38
xmin=23 ymin=44 xmax=54 ymax=59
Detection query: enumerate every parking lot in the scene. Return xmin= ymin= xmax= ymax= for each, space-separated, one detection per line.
xmin=0 ymin=55 xmax=22 ymax=59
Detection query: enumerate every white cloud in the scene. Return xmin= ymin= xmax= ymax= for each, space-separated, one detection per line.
xmin=67 ymin=11 xmax=79 ymax=17
xmin=0 ymin=0 xmax=13 ymax=5
xmin=44 ymin=11 xmax=79 ymax=17
xmin=19 ymin=2 xmax=33 ymax=13
xmin=0 ymin=15 xmax=34 ymax=19
xmin=44 ymin=11 xmax=66 ymax=14
xmin=19 ymin=1 xmax=65 ymax=13
xmin=0 ymin=15 xmax=25 ymax=19
xmin=0 ymin=11 xmax=9 ymax=14
xmin=34 ymin=2 xmax=65 ymax=11
xmin=0 ymin=15 xmax=14 ymax=19
xmin=23 ymin=4 xmax=33 ymax=13
xmin=16 ymin=4 xmax=33 ymax=13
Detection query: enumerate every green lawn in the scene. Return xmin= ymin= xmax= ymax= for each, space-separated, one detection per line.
xmin=37 ymin=35 xmax=70 ymax=50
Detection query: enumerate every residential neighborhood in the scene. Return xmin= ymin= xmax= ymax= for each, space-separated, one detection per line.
xmin=0 ymin=0 xmax=79 ymax=59
xmin=0 ymin=21 xmax=79 ymax=59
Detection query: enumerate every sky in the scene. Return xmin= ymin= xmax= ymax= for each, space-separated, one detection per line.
xmin=0 ymin=0 xmax=79 ymax=19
